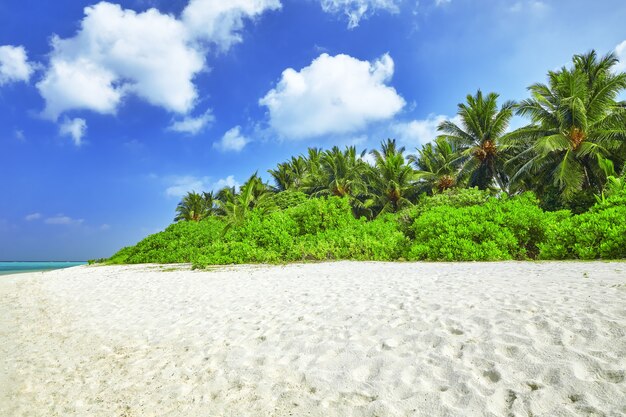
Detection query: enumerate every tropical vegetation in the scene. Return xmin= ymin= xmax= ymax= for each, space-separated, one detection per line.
xmin=105 ymin=50 xmax=626 ymax=266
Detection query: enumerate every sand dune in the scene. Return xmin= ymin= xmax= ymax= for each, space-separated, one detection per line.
xmin=1 ymin=262 xmax=625 ymax=416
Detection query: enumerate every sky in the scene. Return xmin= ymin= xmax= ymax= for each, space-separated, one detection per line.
xmin=1 ymin=0 xmax=626 ymax=261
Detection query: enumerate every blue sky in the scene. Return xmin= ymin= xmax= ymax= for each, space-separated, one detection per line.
xmin=1 ymin=0 xmax=625 ymax=261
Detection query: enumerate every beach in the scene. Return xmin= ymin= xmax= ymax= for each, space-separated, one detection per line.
xmin=1 ymin=262 xmax=624 ymax=417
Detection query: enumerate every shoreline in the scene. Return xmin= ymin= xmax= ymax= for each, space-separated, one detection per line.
xmin=2 ymin=262 xmax=625 ymax=416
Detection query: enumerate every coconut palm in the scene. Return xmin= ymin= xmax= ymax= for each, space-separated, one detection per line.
xmin=510 ymin=50 xmax=626 ymax=202
xmin=368 ymin=139 xmax=417 ymax=215
xmin=306 ymin=146 xmax=371 ymax=216
xmin=314 ymin=146 xmax=369 ymax=196
xmin=438 ymin=90 xmax=515 ymax=191
xmin=174 ymin=191 xmax=210 ymax=222
xmin=218 ymin=173 xmax=271 ymax=225
xmin=268 ymin=156 xmax=308 ymax=192
xmin=409 ymin=137 xmax=460 ymax=194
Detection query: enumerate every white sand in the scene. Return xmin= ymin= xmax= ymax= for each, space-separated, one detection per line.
xmin=1 ymin=262 xmax=625 ymax=417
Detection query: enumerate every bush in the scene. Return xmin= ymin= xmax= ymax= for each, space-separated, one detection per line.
xmin=294 ymin=214 xmax=408 ymax=261
xmin=107 ymin=189 xmax=626 ymax=267
xmin=539 ymin=190 xmax=626 ymax=259
xmin=108 ymin=217 xmax=225 ymax=264
xmin=397 ymin=188 xmax=494 ymax=238
xmin=286 ymin=196 xmax=355 ymax=235
xmin=407 ymin=193 xmax=550 ymax=261
xmin=266 ymin=191 xmax=309 ymax=210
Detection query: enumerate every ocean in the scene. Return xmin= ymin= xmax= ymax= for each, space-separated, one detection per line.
xmin=0 ymin=262 xmax=86 ymax=276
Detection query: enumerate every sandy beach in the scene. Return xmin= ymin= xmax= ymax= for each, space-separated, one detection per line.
xmin=1 ymin=262 xmax=624 ymax=416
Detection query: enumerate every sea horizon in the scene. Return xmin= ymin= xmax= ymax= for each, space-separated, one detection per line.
xmin=0 ymin=261 xmax=86 ymax=276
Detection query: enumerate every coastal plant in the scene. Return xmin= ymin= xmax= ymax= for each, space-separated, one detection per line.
xmin=509 ymin=51 xmax=626 ymax=206
xmin=437 ymin=90 xmax=516 ymax=191
xmin=407 ymin=193 xmax=549 ymax=261
xmin=539 ymin=189 xmax=626 ymax=259
xmin=396 ymin=188 xmax=493 ymax=238
xmin=174 ymin=191 xmax=216 ymax=222
xmin=409 ymin=137 xmax=459 ymax=194
xmin=366 ymin=139 xmax=417 ymax=216
xmin=108 ymin=217 xmax=225 ymax=264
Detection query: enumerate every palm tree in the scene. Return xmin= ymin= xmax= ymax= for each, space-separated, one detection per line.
xmin=268 ymin=156 xmax=308 ymax=192
xmin=409 ymin=137 xmax=460 ymax=194
xmin=438 ymin=90 xmax=515 ymax=191
xmin=174 ymin=191 xmax=210 ymax=222
xmin=368 ymin=139 xmax=417 ymax=215
xmin=510 ymin=50 xmax=626 ymax=202
xmin=218 ymin=173 xmax=271 ymax=225
xmin=308 ymin=146 xmax=371 ymax=216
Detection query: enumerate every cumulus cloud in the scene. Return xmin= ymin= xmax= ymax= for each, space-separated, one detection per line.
xmin=320 ymin=0 xmax=399 ymax=28
xmin=391 ymin=114 xmax=461 ymax=146
xmin=36 ymin=1 xmax=280 ymax=123
xmin=0 ymin=45 xmax=34 ymax=86
xmin=182 ymin=0 xmax=281 ymax=50
xmin=165 ymin=175 xmax=239 ymax=198
xmin=213 ymin=126 xmax=250 ymax=151
xmin=168 ymin=110 xmax=215 ymax=135
xmin=37 ymin=2 xmax=204 ymax=120
xmin=615 ymin=40 xmax=626 ymax=74
xmin=25 ymin=213 xmax=42 ymax=221
xmin=260 ymin=53 xmax=404 ymax=139
xmin=59 ymin=117 xmax=87 ymax=146
xmin=45 ymin=215 xmax=84 ymax=225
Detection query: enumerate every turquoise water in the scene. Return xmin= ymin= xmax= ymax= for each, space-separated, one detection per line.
xmin=0 ymin=262 xmax=86 ymax=276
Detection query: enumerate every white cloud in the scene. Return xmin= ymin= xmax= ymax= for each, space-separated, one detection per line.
xmin=320 ymin=0 xmax=399 ymax=28
xmin=100 ymin=224 xmax=112 ymax=231
xmin=37 ymin=2 xmax=205 ymax=120
xmin=15 ymin=130 xmax=25 ymax=141
xmin=45 ymin=215 xmax=84 ymax=225
xmin=59 ymin=117 xmax=87 ymax=146
xmin=0 ymin=45 xmax=34 ymax=85
xmin=165 ymin=175 xmax=211 ymax=198
xmin=615 ymin=40 xmax=626 ymax=74
xmin=391 ymin=114 xmax=461 ymax=146
xmin=260 ymin=53 xmax=404 ymax=139
xmin=165 ymin=175 xmax=239 ymax=198
xmin=168 ymin=110 xmax=215 ymax=135
xmin=37 ymin=1 xmax=282 ymax=122
xmin=211 ymin=175 xmax=239 ymax=191
xmin=509 ymin=1 xmax=548 ymax=15
xmin=182 ymin=0 xmax=281 ymax=50
xmin=25 ymin=213 xmax=42 ymax=221
xmin=214 ymin=126 xmax=250 ymax=151
xmin=435 ymin=0 xmax=451 ymax=5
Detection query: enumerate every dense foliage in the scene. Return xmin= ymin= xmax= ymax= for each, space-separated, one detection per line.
xmin=106 ymin=188 xmax=626 ymax=266
xmin=105 ymin=50 xmax=626 ymax=266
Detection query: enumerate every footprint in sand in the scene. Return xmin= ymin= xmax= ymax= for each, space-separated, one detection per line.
xmin=483 ymin=369 xmax=501 ymax=383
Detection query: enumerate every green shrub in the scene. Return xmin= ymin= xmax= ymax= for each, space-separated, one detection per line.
xmin=397 ymin=188 xmax=493 ymax=238
xmin=108 ymin=217 xmax=225 ymax=264
xmin=294 ymin=215 xmax=408 ymax=261
xmin=539 ymin=190 xmax=626 ymax=259
xmin=407 ymin=193 xmax=549 ymax=261
xmin=266 ymin=191 xmax=309 ymax=210
xmin=286 ymin=196 xmax=354 ymax=235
